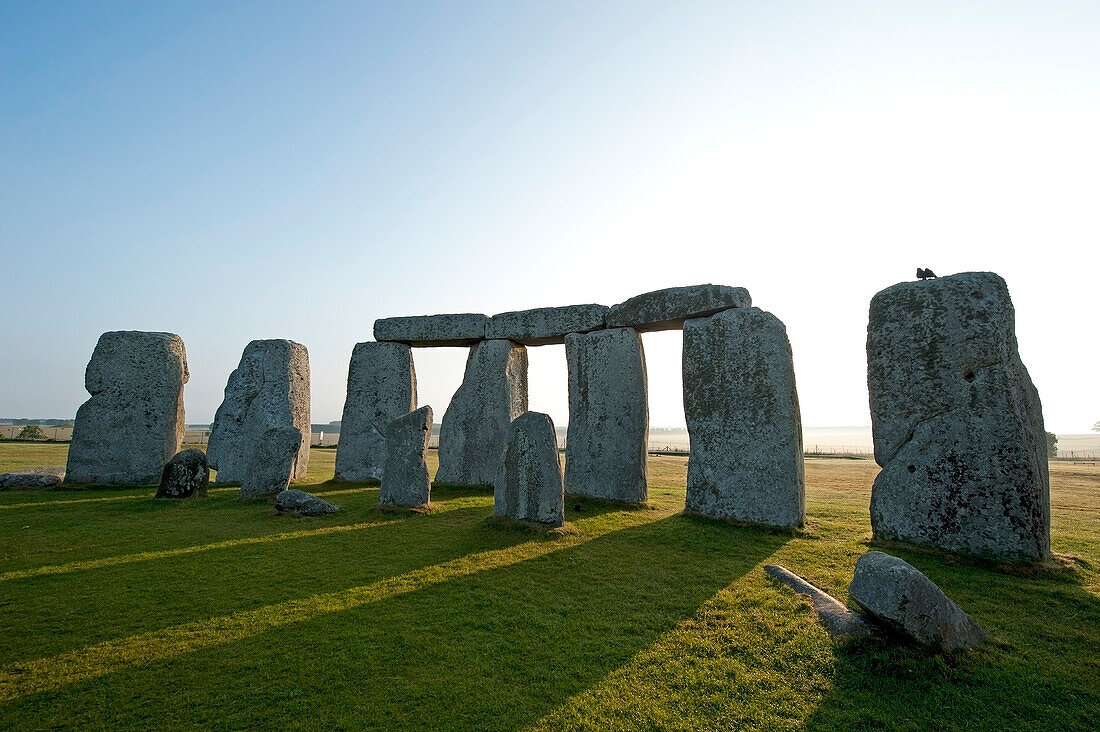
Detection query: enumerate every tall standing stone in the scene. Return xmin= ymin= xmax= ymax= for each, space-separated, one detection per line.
xmin=379 ymin=406 xmax=433 ymax=508
xmin=334 ymin=342 xmax=417 ymax=482
xmin=867 ymin=272 xmax=1049 ymax=561
xmin=564 ymin=328 xmax=648 ymax=503
xmin=207 ymin=340 xmax=310 ymax=484
xmin=436 ymin=339 xmax=528 ymax=486
xmin=495 ymin=412 xmax=564 ymax=528
xmin=683 ymin=308 xmax=805 ymax=528
xmin=66 ymin=331 xmax=189 ymax=484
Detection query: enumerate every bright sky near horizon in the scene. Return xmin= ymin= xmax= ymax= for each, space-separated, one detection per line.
xmin=2 ymin=1 xmax=1098 ymax=433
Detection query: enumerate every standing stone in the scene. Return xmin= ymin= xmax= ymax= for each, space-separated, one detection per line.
xmin=564 ymin=328 xmax=648 ymax=503
xmin=156 ymin=448 xmax=209 ymax=499
xmin=334 ymin=342 xmax=417 ymax=482
xmin=849 ymin=551 xmax=989 ymax=650
xmin=495 ymin=412 xmax=564 ymax=528
xmin=683 ymin=308 xmax=805 ymax=528
xmin=66 ymin=331 xmax=189 ymax=484
xmin=867 ymin=272 xmax=1049 ymax=561
xmin=379 ymin=406 xmax=433 ymax=508
xmin=239 ymin=426 xmax=302 ymax=500
xmin=436 ymin=340 xmax=528 ymax=486
xmin=207 ymin=340 xmax=310 ymax=484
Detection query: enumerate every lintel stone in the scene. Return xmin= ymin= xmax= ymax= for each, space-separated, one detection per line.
xmin=486 ymin=304 xmax=608 ymax=346
xmin=606 ymin=284 xmax=751 ymax=332
xmin=373 ymin=313 xmax=488 ymax=347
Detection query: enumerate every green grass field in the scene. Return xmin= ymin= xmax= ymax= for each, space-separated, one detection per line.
xmin=1 ymin=442 xmax=1098 ymax=730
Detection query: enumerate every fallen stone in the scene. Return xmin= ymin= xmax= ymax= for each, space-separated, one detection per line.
xmin=606 ymin=284 xmax=751 ymax=332
xmin=486 ymin=304 xmax=608 ymax=346
xmin=0 ymin=466 xmax=65 ymax=489
xmin=379 ymin=406 xmax=433 ymax=508
xmin=764 ymin=564 xmax=873 ymax=640
xmin=274 ymin=488 xmax=340 ymax=517
xmin=849 ymin=551 xmax=989 ymax=650
xmin=207 ymin=339 xmax=310 ymax=484
xmin=238 ymin=426 xmax=303 ymax=500
xmin=495 ymin=411 xmax=564 ymax=527
xmin=683 ymin=308 xmax=805 ymax=528
xmin=155 ymin=449 xmax=209 ymax=499
xmin=436 ymin=339 xmax=528 ymax=486
xmin=66 ymin=331 xmax=189 ymax=485
xmin=373 ymin=313 xmax=488 ymax=347
xmin=334 ymin=342 xmax=417 ymax=482
xmin=564 ymin=328 xmax=648 ymax=503
xmin=867 ymin=272 xmax=1049 ymax=561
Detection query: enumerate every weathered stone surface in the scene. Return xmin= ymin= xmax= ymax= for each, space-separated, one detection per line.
xmin=207 ymin=340 xmax=310 ymax=484
xmin=373 ymin=313 xmax=488 ymax=347
xmin=764 ymin=564 xmax=873 ymax=640
xmin=486 ymin=304 xmax=608 ymax=346
xmin=436 ymin=340 xmax=528 ymax=486
xmin=274 ymin=488 xmax=340 ymax=516
xmin=334 ymin=342 xmax=417 ymax=482
xmin=564 ymin=328 xmax=648 ymax=503
xmin=867 ymin=272 xmax=1049 ymax=561
xmin=155 ymin=449 xmax=209 ymax=499
xmin=0 ymin=466 xmax=65 ymax=489
xmin=66 ymin=331 xmax=189 ymax=485
xmin=849 ymin=551 xmax=989 ymax=650
xmin=683 ymin=308 xmax=804 ymax=528
xmin=379 ymin=406 xmax=433 ymax=508
xmin=606 ymin=284 xmax=751 ymax=332
xmin=239 ymin=426 xmax=302 ymax=500
xmin=495 ymin=411 xmax=564 ymax=527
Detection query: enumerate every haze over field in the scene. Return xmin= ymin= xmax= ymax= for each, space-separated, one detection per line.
xmin=1 ymin=2 xmax=1097 ymax=432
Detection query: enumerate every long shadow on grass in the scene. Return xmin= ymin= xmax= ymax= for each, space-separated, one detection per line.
xmin=803 ymin=548 xmax=1100 ymax=731
xmin=0 ymin=513 xmax=793 ymax=728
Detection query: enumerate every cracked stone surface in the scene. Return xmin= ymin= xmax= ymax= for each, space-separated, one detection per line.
xmin=334 ymin=342 xmax=417 ymax=482
xmin=66 ymin=331 xmax=189 ymax=485
xmin=683 ymin=308 xmax=805 ymax=528
xmin=867 ymin=272 xmax=1049 ymax=561
xmin=207 ymin=340 xmax=310 ymax=484
xmin=564 ymin=328 xmax=648 ymax=503
xmin=379 ymin=406 xmax=433 ymax=508
xmin=494 ymin=411 xmax=564 ymax=527
xmin=436 ymin=340 xmax=528 ymax=486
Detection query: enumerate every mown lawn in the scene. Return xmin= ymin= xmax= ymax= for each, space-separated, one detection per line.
xmin=0 ymin=442 xmax=1098 ymax=730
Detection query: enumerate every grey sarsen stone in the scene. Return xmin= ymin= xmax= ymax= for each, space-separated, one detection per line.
xmin=683 ymin=308 xmax=804 ymax=528
xmin=379 ymin=406 xmax=433 ymax=508
xmin=495 ymin=411 xmax=564 ymax=527
xmin=487 ymin=304 xmax=608 ymax=346
xmin=207 ymin=339 xmax=310 ymax=484
xmin=606 ymin=284 xmax=751 ymax=332
xmin=564 ymin=328 xmax=648 ymax=503
xmin=335 ymin=342 xmax=416 ymax=482
xmin=66 ymin=331 xmax=189 ymax=485
xmin=373 ymin=313 xmax=488 ymax=347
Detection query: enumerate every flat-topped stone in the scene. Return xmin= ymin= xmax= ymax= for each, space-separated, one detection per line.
xmin=66 ymin=331 xmax=189 ymax=485
xmin=275 ymin=489 xmax=340 ymax=517
xmin=486 ymin=304 xmax=608 ymax=346
xmin=606 ymin=284 xmax=751 ymax=332
xmin=374 ymin=313 xmax=488 ymax=347
xmin=0 ymin=466 xmax=66 ymax=489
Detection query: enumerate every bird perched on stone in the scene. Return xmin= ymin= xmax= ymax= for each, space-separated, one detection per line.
xmin=916 ymin=267 xmax=938 ymax=280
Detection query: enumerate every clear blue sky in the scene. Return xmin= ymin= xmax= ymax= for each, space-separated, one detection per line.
xmin=2 ymin=1 xmax=1098 ymax=432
